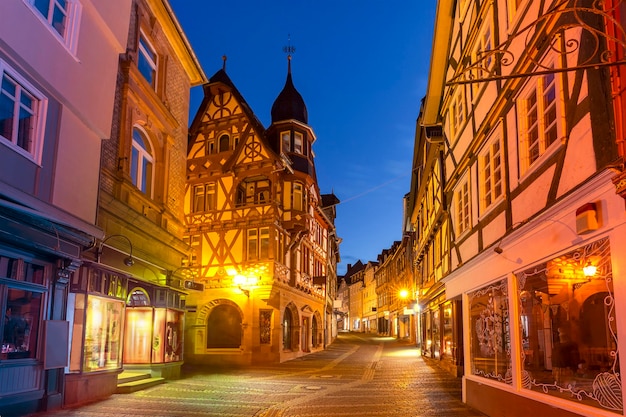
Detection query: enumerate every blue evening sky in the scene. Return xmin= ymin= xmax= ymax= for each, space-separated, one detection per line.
xmin=170 ymin=1 xmax=437 ymax=275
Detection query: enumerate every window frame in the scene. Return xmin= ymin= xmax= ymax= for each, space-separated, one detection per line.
xmin=138 ymin=31 xmax=158 ymax=89
xmin=454 ymin=174 xmax=472 ymax=237
xmin=130 ymin=126 xmax=154 ymax=197
xmin=246 ymin=227 xmax=270 ymax=261
xmin=0 ymin=61 xmax=48 ymax=165
xmin=471 ymin=16 xmax=494 ymax=99
xmin=191 ymin=182 xmax=216 ymax=213
xmin=23 ymin=0 xmax=82 ymax=55
xmin=449 ymin=87 xmax=466 ymax=142
xmin=479 ymin=135 xmax=504 ymax=214
xmin=516 ymin=60 xmax=564 ymax=178
xmin=294 ymin=132 xmax=303 ymax=155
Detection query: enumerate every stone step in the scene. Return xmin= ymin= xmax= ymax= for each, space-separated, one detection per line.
xmin=117 ymin=371 xmax=153 ymax=384
xmin=116 ymin=376 xmax=165 ymax=394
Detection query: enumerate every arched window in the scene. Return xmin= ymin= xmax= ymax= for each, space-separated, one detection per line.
xmin=131 ymin=128 xmax=154 ymax=196
xmin=219 ymin=134 xmax=229 ymax=152
xmin=206 ymin=304 xmax=242 ymax=348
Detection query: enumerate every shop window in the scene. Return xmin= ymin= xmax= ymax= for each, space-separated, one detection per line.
xmin=2 ymin=288 xmax=42 ymax=360
xmin=152 ymin=309 xmax=183 ymax=363
xmin=82 ymin=296 xmax=123 ymax=371
xmin=206 ymin=304 xmax=241 ymax=348
xmin=123 ymin=307 xmax=152 ymax=363
xmin=443 ymin=303 xmax=454 ymax=359
xmin=469 ymin=278 xmax=511 ymax=384
xmin=516 ymin=238 xmax=620 ymax=412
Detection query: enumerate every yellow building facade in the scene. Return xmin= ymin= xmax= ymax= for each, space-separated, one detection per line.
xmin=184 ymin=58 xmax=338 ymax=364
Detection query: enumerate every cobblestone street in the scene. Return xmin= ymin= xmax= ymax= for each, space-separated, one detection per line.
xmin=29 ymin=333 xmax=486 ymax=417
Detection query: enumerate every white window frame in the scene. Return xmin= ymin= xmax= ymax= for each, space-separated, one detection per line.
xmin=247 ymin=227 xmax=269 ymax=260
xmin=138 ymin=31 xmax=158 ymax=89
xmin=23 ymin=0 xmax=82 ymax=55
xmin=0 ymin=60 xmax=47 ymax=165
xmin=130 ymin=126 xmax=154 ymax=197
xmin=516 ymin=59 xmax=564 ymax=177
xmin=479 ymin=135 xmax=504 ymax=214
xmin=471 ymin=18 xmax=494 ymax=98
xmin=449 ymin=88 xmax=466 ymax=141
xmin=454 ymin=174 xmax=472 ymax=237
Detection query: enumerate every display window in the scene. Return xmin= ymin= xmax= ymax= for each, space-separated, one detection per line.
xmin=81 ymin=295 xmax=123 ymax=372
xmin=124 ymin=308 xmax=153 ymax=363
xmin=516 ymin=238 xmax=621 ymax=413
xmin=0 ymin=255 xmax=47 ymax=361
xmin=151 ymin=308 xmax=183 ymax=363
xmin=468 ymin=278 xmax=511 ymax=384
xmin=442 ymin=302 xmax=454 ymax=358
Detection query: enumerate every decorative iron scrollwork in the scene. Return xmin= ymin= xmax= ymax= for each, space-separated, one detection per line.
xmin=447 ymin=0 xmax=626 ymax=85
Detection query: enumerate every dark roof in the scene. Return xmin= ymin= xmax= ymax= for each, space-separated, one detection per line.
xmin=271 ymin=59 xmax=308 ymax=124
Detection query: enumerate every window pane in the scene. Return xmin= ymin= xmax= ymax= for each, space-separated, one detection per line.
xmin=34 ymin=0 xmax=50 ymax=18
xmin=130 ymin=146 xmax=139 ymax=186
xmin=517 ymin=238 xmax=619 ymax=412
xmin=51 ymin=3 xmax=67 ymax=36
xmin=2 ymin=289 xmax=42 ymax=360
xmin=18 ymin=106 xmax=34 ymax=151
xmin=0 ymin=94 xmax=14 ymax=141
xmin=138 ymin=36 xmax=156 ymax=87
xmin=260 ymin=228 xmax=270 ymax=259
xmin=469 ymin=278 xmax=511 ymax=384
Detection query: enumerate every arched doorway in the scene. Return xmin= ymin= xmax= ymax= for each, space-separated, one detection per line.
xmin=206 ymin=304 xmax=242 ymax=348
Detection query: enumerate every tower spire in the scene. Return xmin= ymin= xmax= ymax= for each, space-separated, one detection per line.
xmin=222 ymin=55 xmax=227 ymax=71
xmin=282 ymin=34 xmax=296 ymax=73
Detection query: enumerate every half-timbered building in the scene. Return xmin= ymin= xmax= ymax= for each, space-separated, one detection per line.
xmin=417 ymin=0 xmax=626 ymax=416
xmin=184 ymin=56 xmax=338 ymax=364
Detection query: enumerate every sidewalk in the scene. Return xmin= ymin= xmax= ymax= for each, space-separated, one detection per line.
xmin=28 ymin=333 xmax=485 ymax=417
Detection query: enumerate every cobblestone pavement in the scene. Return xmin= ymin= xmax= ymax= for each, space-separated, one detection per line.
xmin=29 ymin=333 xmax=486 ymax=417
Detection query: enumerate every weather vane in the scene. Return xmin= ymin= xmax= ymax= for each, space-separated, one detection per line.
xmin=282 ymin=34 xmax=296 ymax=59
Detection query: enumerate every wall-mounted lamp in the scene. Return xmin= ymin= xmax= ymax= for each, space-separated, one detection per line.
xmin=583 ymin=262 xmax=597 ymax=277
xmin=97 ymin=234 xmax=134 ymax=266
xmin=233 ymin=274 xmax=257 ymax=298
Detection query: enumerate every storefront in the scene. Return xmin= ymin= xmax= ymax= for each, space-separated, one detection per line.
xmin=0 ymin=201 xmax=95 ymax=415
xmin=64 ymin=263 xmax=186 ymax=407
xmin=448 ymin=174 xmax=626 ymax=417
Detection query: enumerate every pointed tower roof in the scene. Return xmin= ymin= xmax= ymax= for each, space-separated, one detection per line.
xmin=271 ymin=56 xmax=308 ymax=124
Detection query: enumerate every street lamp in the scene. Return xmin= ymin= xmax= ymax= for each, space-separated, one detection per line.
xmin=96 ymin=234 xmax=134 ymax=266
